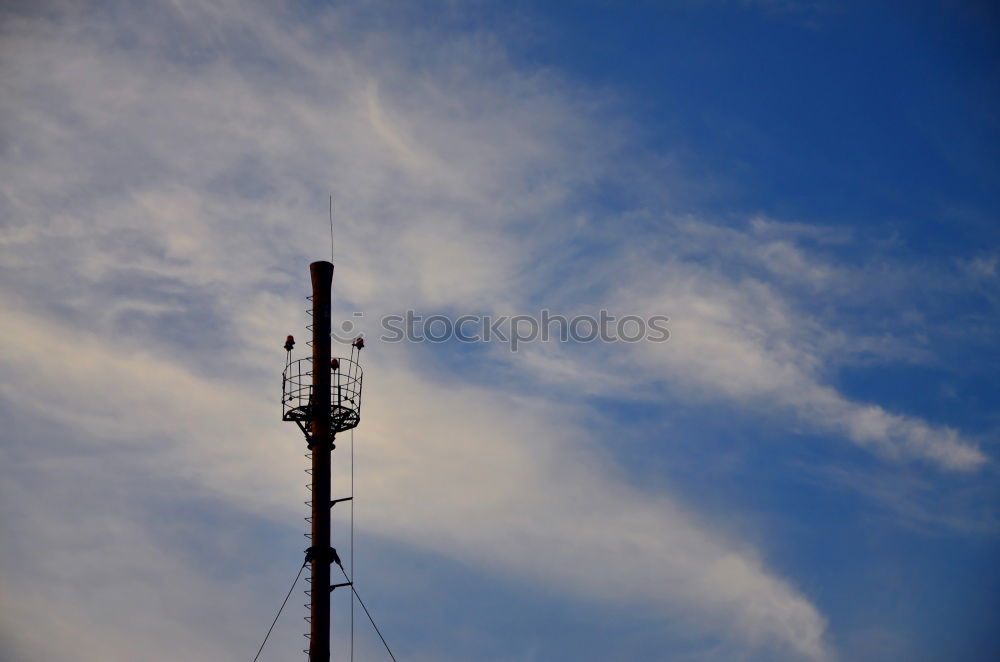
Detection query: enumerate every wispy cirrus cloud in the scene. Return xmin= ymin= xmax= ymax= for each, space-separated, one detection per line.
xmin=0 ymin=1 xmax=992 ymax=660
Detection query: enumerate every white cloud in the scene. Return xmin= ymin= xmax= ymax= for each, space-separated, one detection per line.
xmin=614 ymin=261 xmax=987 ymax=470
xmin=0 ymin=1 xmax=989 ymax=659
xmin=0 ymin=298 xmax=831 ymax=659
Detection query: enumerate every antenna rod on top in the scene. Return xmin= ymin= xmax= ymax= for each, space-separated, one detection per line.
xmin=329 ymin=194 xmax=334 ymax=263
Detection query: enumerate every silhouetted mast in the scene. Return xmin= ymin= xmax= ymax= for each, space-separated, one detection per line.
xmin=282 ymin=261 xmax=364 ymax=660
xmin=309 ymin=262 xmax=333 ymax=659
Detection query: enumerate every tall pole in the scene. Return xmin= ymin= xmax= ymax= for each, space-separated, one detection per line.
xmin=309 ymin=261 xmax=334 ymax=661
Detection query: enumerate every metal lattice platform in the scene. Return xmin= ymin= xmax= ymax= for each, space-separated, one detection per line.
xmin=282 ymin=356 xmax=362 ymax=435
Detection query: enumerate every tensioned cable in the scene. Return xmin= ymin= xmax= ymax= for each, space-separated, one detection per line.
xmin=336 ymin=563 xmax=397 ymax=662
xmin=252 ymin=560 xmax=307 ymax=662
xmin=350 ymin=427 xmax=356 ymax=662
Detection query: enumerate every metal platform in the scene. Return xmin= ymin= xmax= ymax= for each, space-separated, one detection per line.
xmin=282 ymin=356 xmax=362 ymax=436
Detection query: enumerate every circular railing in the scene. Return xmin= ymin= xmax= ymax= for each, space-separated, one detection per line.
xmin=282 ymin=357 xmax=362 ymax=433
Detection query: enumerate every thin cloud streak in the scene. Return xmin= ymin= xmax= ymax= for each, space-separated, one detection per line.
xmin=0 ymin=1 xmax=990 ymax=660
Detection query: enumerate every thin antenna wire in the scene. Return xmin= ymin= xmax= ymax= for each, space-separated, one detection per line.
xmin=350 ymin=427 xmax=355 ymax=662
xmin=329 ymin=194 xmax=335 ymax=263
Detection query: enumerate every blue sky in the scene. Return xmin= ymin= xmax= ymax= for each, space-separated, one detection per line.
xmin=0 ymin=1 xmax=997 ymax=660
